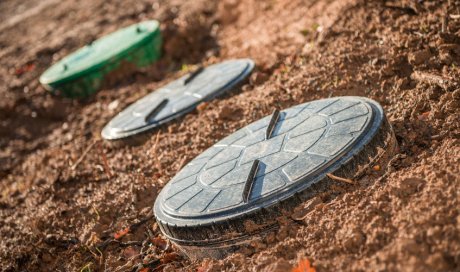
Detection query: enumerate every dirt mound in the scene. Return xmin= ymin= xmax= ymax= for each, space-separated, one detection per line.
xmin=0 ymin=0 xmax=459 ymax=271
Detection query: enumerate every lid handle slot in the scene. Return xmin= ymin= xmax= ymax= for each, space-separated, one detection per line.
xmin=265 ymin=109 xmax=280 ymax=140
xmin=144 ymin=98 xmax=169 ymax=122
xmin=184 ymin=66 xmax=204 ymax=85
xmin=242 ymin=159 xmax=260 ymax=203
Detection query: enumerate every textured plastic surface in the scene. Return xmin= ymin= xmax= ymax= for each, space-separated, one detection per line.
xmin=39 ymin=20 xmax=161 ymax=98
xmin=154 ymin=96 xmax=397 ymax=259
xmin=101 ymin=59 xmax=255 ymax=140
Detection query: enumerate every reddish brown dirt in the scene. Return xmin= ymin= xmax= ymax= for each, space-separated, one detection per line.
xmin=1 ymin=0 xmax=459 ymax=271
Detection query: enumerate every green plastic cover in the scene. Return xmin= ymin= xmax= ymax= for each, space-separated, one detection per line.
xmin=39 ymin=20 xmax=162 ymax=98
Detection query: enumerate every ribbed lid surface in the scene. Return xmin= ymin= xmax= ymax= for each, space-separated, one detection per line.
xmin=102 ymin=59 xmax=254 ymax=140
xmin=154 ymin=97 xmax=395 ymax=246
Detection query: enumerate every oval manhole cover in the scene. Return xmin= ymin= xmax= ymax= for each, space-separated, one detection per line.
xmin=154 ymin=96 xmax=397 ymax=259
xmin=101 ymin=59 xmax=255 ymax=140
xmin=39 ymin=20 xmax=162 ymax=98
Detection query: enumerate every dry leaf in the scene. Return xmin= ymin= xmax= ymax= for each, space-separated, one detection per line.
xmin=161 ymin=252 xmax=179 ymax=264
xmin=114 ymin=227 xmax=130 ymax=240
xmin=292 ymin=259 xmax=316 ymax=272
xmin=418 ymin=111 xmax=430 ymax=121
xmin=151 ymin=236 xmax=168 ymax=250
xmin=15 ymin=63 xmax=35 ymax=75
xmin=197 ymin=266 xmax=207 ymax=272
xmin=197 ymin=102 xmax=209 ymax=112
xmin=122 ymin=246 xmax=138 ymax=259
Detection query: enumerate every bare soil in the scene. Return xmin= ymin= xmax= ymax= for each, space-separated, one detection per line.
xmin=1 ymin=0 xmax=459 ymax=271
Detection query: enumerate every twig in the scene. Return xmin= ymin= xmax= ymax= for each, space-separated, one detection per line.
xmin=139 ymin=239 xmax=150 ymax=256
xmin=97 ymin=238 xmax=143 ymax=250
xmin=98 ymin=142 xmax=113 ymax=179
xmin=383 ymin=4 xmax=417 ymax=15
xmin=97 ymin=214 xmax=155 ymax=250
xmin=134 ymin=259 xmax=161 ymax=272
xmin=91 ymin=205 xmax=100 ymax=220
xmin=113 ymin=254 xmax=141 ymax=272
xmin=114 ymin=240 xmax=144 ymax=247
xmin=79 ymin=262 xmax=93 ymax=272
xmin=326 ymin=173 xmax=355 ymax=185
xmin=131 ymin=214 xmax=155 ymax=230
xmin=152 ymin=131 xmax=161 ymax=152
xmin=85 ymin=245 xmax=101 ymax=260
xmin=292 ymin=214 xmax=308 ymax=221
xmin=95 ymin=246 xmax=104 ymax=266
xmin=177 ymin=156 xmax=187 ymax=171
xmin=450 ymin=14 xmax=460 ymax=19
xmin=131 ymin=183 xmax=138 ymax=205
xmin=411 ymin=71 xmax=455 ymax=91
xmin=146 ymin=227 xmax=155 ymax=240
xmin=442 ymin=13 xmax=449 ymax=33
xmin=71 ymin=140 xmax=100 ymax=170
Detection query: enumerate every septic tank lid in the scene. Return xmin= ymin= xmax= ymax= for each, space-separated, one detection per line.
xmin=40 ymin=20 xmax=160 ymax=86
xmin=101 ymin=59 xmax=255 ymax=140
xmin=154 ymin=96 xmax=397 ymax=258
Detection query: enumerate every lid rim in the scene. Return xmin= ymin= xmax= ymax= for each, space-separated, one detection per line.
xmin=153 ymin=102 xmax=397 ymax=247
xmin=159 ymin=102 xmax=377 ymax=219
xmin=154 ymin=97 xmax=394 ymax=226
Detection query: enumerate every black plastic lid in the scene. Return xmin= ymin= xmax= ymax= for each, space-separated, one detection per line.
xmin=154 ymin=96 xmax=396 ymax=250
xmin=101 ymin=59 xmax=255 ymax=140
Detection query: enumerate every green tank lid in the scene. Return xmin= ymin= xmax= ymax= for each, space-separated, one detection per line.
xmin=40 ymin=20 xmax=162 ymax=98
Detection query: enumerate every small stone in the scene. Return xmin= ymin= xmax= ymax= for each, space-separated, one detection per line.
xmin=371 ymin=58 xmax=379 ymax=66
xmin=217 ymin=0 xmax=240 ymax=25
xmin=341 ymin=229 xmax=365 ymax=252
xmin=122 ymin=246 xmax=138 ymax=259
xmin=408 ymin=49 xmax=432 ymax=65
xmin=217 ymin=105 xmax=235 ymax=120
xmin=381 ymin=65 xmax=394 ymax=76
xmin=242 ymin=84 xmax=251 ymax=92
xmin=108 ymin=100 xmax=119 ymax=111
xmin=439 ymin=50 xmax=453 ymax=65
xmin=396 ymin=77 xmax=410 ymax=90
xmin=196 ymin=102 xmax=209 ymax=113
xmin=291 ymin=197 xmax=322 ymax=220
xmin=139 ymin=206 xmax=151 ymax=217
xmin=426 ymin=252 xmax=451 ymax=270
xmin=265 ymin=232 xmax=276 ymax=244
xmin=250 ymin=72 xmax=269 ymax=85
xmin=276 ymin=226 xmax=289 ymax=241
xmin=395 ymin=177 xmax=425 ymax=195
xmin=42 ymin=253 xmax=53 ymax=263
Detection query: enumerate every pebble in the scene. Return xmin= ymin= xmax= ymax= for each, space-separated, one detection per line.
xmin=291 ymin=197 xmax=322 ymax=220
xmin=343 ymin=230 xmax=365 ymax=251
xmin=217 ymin=105 xmax=235 ymax=120
xmin=396 ymin=177 xmax=425 ymax=195
xmin=108 ymin=99 xmax=120 ymax=111
xmin=408 ymin=49 xmax=432 ymax=65
xmin=250 ymin=72 xmax=269 ymax=85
